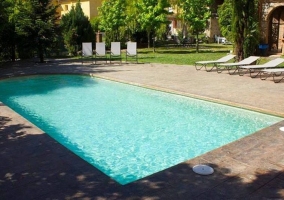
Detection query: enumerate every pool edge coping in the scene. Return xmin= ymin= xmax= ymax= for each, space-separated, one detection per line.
xmin=1 ymin=72 xmax=283 ymax=118
xmin=90 ymin=73 xmax=284 ymax=118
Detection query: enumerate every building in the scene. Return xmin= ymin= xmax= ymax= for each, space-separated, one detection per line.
xmin=259 ymin=1 xmax=284 ymax=53
xmin=167 ymin=1 xmax=225 ymax=43
xmin=207 ymin=0 xmax=284 ymax=52
xmin=205 ymin=0 xmax=224 ymax=43
xmin=54 ymin=0 xmax=103 ymax=19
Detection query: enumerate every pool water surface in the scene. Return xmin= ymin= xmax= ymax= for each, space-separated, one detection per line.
xmin=0 ymin=75 xmax=282 ymax=185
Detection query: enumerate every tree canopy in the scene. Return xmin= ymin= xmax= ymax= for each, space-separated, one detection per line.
xmin=60 ymin=2 xmax=94 ymax=56
xmin=0 ymin=0 xmax=20 ymax=61
xmin=15 ymin=0 xmax=59 ymax=62
xmin=0 ymin=0 xmax=264 ymax=62
xmin=232 ymin=0 xmax=259 ymax=60
xmin=136 ymin=0 xmax=171 ymax=48
xmin=98 ymin=0 xmax=127 ymax=46
xmin=217 ymin=0 xmax=233 ymax=42
xmin=178 ymin=0 xmax=211 ymax=52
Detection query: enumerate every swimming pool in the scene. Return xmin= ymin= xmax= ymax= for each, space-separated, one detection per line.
xmin=0 ymin=75 xmax=282 ymax=185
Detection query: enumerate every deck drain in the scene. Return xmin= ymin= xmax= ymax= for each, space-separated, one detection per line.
xmin=192 ymin=165 xmax=214 ymax=175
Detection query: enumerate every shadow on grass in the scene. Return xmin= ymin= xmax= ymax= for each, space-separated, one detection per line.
xmin=1 ymin=110 xmax=284 ymax=199
xmin=155 ymin=50 xmax=231 ymax=54
xmin=138 ymin=48 xmax=231 ymax=55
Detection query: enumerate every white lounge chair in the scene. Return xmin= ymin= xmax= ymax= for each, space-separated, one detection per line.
xmin=110 ymin=42 xmax=122 ymax=64
xmin=81 ymin=42 xmax=93 ymax=64
xmin=238 ymin=58 xmax=284 ymax=78
xmin=195 ymin=54 xmax=236 ymax=72
xmin=217 ymin=56 xmax=260 ymax=74
xmin=260 ymin=68 xmax=284 ymax=83
xmin=95 ymin=42 xmax=107 ymax=64
xmin=126 ymin=42 xmax=138 ymax=63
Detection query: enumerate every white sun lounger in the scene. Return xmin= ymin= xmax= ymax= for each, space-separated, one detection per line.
xmin=195 ymin=54 xmax=236 ymax=72
xmin=126 ymin=42 xmax=138 ymax=63
xmin=81 ymin=42 xmax=93 ymax=64
xmin=95 ymin=42 xmax=107 ymax=64
xmin=217 ymin=56 xmax=260 ymax=74
xmin=238 ymin=58 xmax=284 ymax=78
xmin=110 ymin=42 xmax=122 ymax=64
xmin=260 ymin=68 xmax=284 ymax=83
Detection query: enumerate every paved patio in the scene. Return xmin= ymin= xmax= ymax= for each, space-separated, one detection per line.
xmin=1 ymin=59 xmax=284 ymax=199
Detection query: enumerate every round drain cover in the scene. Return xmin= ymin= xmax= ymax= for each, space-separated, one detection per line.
xmin=192 ymin=164 xmax=214 ymax=175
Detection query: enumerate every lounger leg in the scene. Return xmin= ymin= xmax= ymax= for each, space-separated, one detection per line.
xmin=274 ymin=72 xmax=283 ymax=77
xmin=205 ymin=64 xmax=216 ymax=72
xmin=227 ymin=66 xmax=238 ymax=75
xmin=238 ymin=68 xmax=250 ymax=76
xmin=260 ymin=72 xmax=271 ymax=80
xmin=273 ymin=72 xmax=284 ymax=83
xmin=238 ymin=68 xmax=244 ymax=76
xmin=216 ymin=65 xmax=224 ymax=73
xmin=250 ymin=70 xmax=261 ymax=78
xmin=195 ymin=63 xmax=205 ymax=70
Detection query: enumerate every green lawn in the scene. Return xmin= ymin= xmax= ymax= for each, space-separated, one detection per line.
xmin=135 ymin=43 xmax=233 ymax=65
xmin=76 ymin=43 xmax=283 ymax=66
xmin=126 ymin=44 xmax=281 ymax=66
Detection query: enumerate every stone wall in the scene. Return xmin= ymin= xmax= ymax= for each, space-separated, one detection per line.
xmin=260 ymin=1 xmax=284 ymax=45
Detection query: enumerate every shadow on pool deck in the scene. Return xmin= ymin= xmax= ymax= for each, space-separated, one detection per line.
xmin=1 ymin=58 xmax=284 ymax=199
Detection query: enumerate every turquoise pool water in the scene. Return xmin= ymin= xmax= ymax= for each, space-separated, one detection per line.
xmin=0 ymin=75 xmax=282 ymax=185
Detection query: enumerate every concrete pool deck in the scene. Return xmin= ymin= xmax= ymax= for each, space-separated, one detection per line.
xmin=1 ymin=58 xmax=284 ymax=199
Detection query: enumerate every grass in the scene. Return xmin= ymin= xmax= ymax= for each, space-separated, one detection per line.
xmin=136 ymin=44 xmax=233 ymax=65
xmin=129 ymin=43 xmax=283 ymax=66
xmin=76 ymin=43 xmax=284 ymax=67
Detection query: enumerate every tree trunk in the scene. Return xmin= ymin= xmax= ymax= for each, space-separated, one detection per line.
xmin=234 ymin=43 xmax=243 ymax=61
xmin=196 ymin=33 xmax=199 ymax=53
xmin=11 ymin=45 xmax=16 ymax=62
xmin=232 ymin=0 xmax=245 ymax=61
xmin=11 ymin=25 xmax=16 ymax=62
xmin=147 ymin=31 xmax=151 ymax=48
xmin=38 ymin=40 xmax=44 ymax=63
xmin=232 ymin=0 xmax=258 ymax=60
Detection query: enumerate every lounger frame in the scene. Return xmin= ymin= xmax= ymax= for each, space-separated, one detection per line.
xmin=110 ymin=42 xmax=122 ymax=64
xmin=238 ymin=58 xmax=284 ymax=78
xmin=81 ymin=42 xmax=94 ymax=65
xmin=95 ymin=42 xmax=107 ymax=64
xmin=195 ymin=54 xmax=236 ymax=72
xmin=126 ymin=42 xmax=138 ymax=63
xmin=217 ymin=56 xmax=260 ymax=75
xmin=260 ymin=68 xmax=284 ymax=83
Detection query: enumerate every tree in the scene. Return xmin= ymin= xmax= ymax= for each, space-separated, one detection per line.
xmin=15 ymin=0 xmax=59 ymax=63
xmin=0 ymin=0 xmax=19 ymax=61
xmin=60 ymin=2 xmax=95 ymax=56
xmin=124 ymin=0 xmax=139 ymax=42
xmin=90 ymin=16 xmax=100 ymax=33
xmin=217 ymin=0 xmax=233 ymax=42
xmin=98 ymin=0 xmax=127 ymax=46
xmin=179 ymin=0 xmax=211 ymax=52
xmin=0 ymin=0 xmax=9 ymax=60
xmin=232 ymin=0 xmax=259 ymax=60
xmin=136 ymin=0 xmax=171 ymax=49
